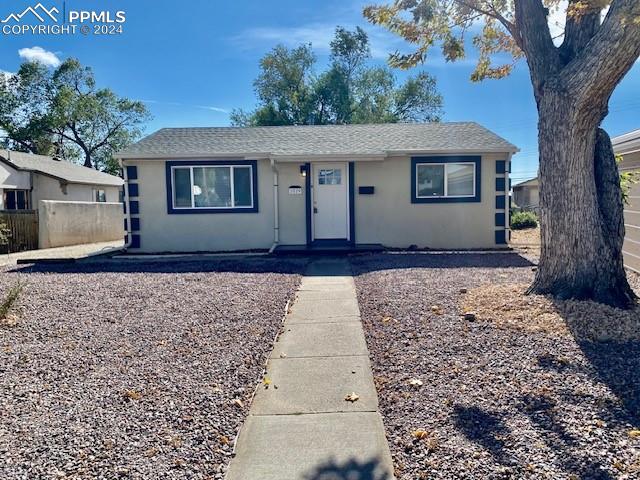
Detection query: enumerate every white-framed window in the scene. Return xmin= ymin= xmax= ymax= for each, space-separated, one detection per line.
xmin=171 ymin=164 xmax=254 ymax=209
xmin=94 ymin=189 xmax=106 ymax=202
xmin=416 ymin=162 xmax=475 ymax=198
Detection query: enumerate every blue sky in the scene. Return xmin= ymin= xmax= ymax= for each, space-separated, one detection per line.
xmin=0 ymin=0 xmax=638 ymax=183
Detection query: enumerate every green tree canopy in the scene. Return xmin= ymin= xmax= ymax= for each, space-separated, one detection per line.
xmin=0 ymin=58 xmax=151 ymax=173
xmin=231 ymin=26 xmax=443 ymax=126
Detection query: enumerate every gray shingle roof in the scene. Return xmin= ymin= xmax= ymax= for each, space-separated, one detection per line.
xmin=0 ymin=150 xmax=124 ymax=187
xmin=116 ymin=122 xmax=518 ymax=159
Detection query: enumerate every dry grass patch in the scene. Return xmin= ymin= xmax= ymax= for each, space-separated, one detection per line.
xmin=462 ymin=283 xmax=640 ymax=342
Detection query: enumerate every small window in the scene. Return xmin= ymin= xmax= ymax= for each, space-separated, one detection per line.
xmin=170 ymin=163 xmax=255 ymax=211
xmin=3 ymin=190 xmax=30 ymax=210
xmin=416 ymin=162 xmax=475 ymax=198
xmin=318 ymin=168 xmax=342 ymax=185
xmin=94 ymin=189 xmax=106 ymax=202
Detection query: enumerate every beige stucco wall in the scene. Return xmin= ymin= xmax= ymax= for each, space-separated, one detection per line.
xmin=126 ymin=159 xmax=275 ymax=253
xmin=38 ymin=200 xmax=125 ymax=249
xmin=353 ymin=154 xmax=505 ymax=249
xmin=31 ymin=173 xmax=120 ymax=205
xmin=124 ymin=154 xmax=508 ymax=252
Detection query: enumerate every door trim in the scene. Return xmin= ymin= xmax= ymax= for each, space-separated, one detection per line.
xmin=308 ymin=162 xmax=351 ymax=243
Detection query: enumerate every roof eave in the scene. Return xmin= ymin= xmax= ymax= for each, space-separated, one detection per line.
xmin=115 ymin=152 xmax=272 ymax=160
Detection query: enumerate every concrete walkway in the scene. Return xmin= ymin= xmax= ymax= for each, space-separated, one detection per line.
xmin=0 ymin=240 xmax=124 ymax=266
xmin=226 ymin=258 xmax=394 ymax=480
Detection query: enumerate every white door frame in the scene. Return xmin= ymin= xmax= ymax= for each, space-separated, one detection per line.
xmin=311 ymin=162 xmax=350 ymax=241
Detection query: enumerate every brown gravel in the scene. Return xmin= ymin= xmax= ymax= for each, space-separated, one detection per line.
xmin=0 ymin=257 xmax=305 ymax=479
xmin=352 ymin=252 xmax=640 ymax=480
xmin=463 ymin=283 xmax=640 ymax=342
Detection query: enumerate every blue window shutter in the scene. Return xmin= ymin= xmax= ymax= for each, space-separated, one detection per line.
xmin=496 ymin=177 xmax=506 ymax=191
xmin=495 ymin=195 xmax=506 ymax=209
xmin=130 ymin=234 xmax=141 ymax=248
xmin=495 ymin=230 xmax=506 ymax=244
xmin=130 ymin=217 xmax=140 ymax=232
xmin=496 ymin=160 xmax=506 ymax=174
xmin=126 ymin=165 xmax=138 ymax=180
xmin=128 ymin=183 xmax=139 ymax=198
xmin=130 ymin=201 xmax=139 ymax=215
xmin=495 ymin=213 xmax=506 ymax=227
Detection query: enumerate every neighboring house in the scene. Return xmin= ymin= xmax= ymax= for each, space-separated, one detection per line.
xmin=512 ymin=177 xmax=539 ymax=209
xmin=115 ymin=122 xmax=518 ymax=253
xmin=0 ymin=150 xmax=123 ymax=210
xmin=613 ymin=129 xmax=640 ymax=272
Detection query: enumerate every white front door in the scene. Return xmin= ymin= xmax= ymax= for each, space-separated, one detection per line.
xmin=313 ymin=163 xmax=349 ymax=240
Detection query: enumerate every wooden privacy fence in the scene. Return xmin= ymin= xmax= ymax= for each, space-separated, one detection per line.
xmin=0 ymin=210 xmax=38 ymax=253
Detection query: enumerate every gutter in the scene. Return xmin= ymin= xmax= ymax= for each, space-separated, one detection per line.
xmin=269 ymin=158 xmax=279 ymax=253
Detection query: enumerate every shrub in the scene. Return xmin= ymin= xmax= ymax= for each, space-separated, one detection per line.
xmin=0 ymin=221 xmax=9 ymax=246
xmin=0 ymin=282 xmax=23 ymax=323
xmin=511 ymin=211 xmax=538 ymax=230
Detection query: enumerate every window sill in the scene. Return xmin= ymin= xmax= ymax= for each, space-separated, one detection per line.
xmin=167 ymin=206 xmax=259 ymax=214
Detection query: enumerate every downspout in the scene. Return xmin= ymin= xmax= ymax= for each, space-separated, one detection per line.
xmin=120 ymin=158 xmax=133 ymax=249
xmin=268 ymin=158 xmax=279 ymax=253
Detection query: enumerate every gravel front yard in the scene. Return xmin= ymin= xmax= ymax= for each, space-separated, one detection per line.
xmin=352 ymin=253 xmax=640 ymax=480
xmin=0 ymin=257 xmax=305 ymax=479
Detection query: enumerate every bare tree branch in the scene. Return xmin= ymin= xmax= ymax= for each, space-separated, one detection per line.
xmin=514 ymin=0 xmax=563 ymax=98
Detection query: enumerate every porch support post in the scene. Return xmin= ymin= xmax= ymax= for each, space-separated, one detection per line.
xmin=349 ymin=161 xmax=355 ymax=246
xmin=305 ymin=163 xmax=312 ymax=246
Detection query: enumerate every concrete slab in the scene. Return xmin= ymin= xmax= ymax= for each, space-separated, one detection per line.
xmin=298 ymin=276 xmax=354 ymax=290
xmin=295 ymin=289 xmax=357 ymax=301
xmin=2 ymin=240 xmax=124 ymax=266
xmin=288 ymin=297 xmax=360 ymax=318
xmin=226 ymin=412 xmax=394 ymax=480
xmin=286 ymin=314 xmax=362 ymax=325
xmin=251 ymin=356 xmax=378 ymax=415
xmin=271 ymin=322 xmax=368 ymax=359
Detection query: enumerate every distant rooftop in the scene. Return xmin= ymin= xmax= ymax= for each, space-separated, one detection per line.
xmin=612 ymin=129 xmax=640 ymax=155
xmin=116 ymin=122 xmax=518 ymax=159
xmin=0 ymin=150 xmax=123 ymax=187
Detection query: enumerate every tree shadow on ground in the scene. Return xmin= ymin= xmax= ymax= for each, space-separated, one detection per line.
xmin=303 ymin=457 xmax=391 ymax=480
xmin=550 ymin=301 xmax=640 ymax=424
xmin=452 ymin=405 xmax=515 ymax=466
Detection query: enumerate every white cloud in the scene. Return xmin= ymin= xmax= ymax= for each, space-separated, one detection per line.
xmin=141 ymin=99 xmax=228 ymax=114
xmin=18 ymin=46 xmax=61 ymax=67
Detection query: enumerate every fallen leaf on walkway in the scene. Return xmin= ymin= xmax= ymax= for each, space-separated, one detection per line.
xmin=279 ymin=353 xmax=287 ymax=358
xmin=219 ymin=435 xmax=230 ymax=445
xmin=345 ymin=392 xmax=360 ymax=402
xmin=412 ymin=429 xmax=428 ymax=439
xmin=408 ymin=379 xmax=423 ymax=387
xmin=263 ymin=377 xmax=272 ymax=386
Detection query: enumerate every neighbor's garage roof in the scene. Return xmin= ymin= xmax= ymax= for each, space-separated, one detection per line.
xmin=116 ymin=122 xmax=518 ymax=159
xmin=0 ymin=150 xmax=124 ymax=187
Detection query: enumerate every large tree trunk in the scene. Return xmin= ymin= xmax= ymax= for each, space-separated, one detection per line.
xmin=528 ymin=89 xmax=636 ymax=308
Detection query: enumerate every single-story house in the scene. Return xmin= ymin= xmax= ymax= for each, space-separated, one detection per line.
xmin=115 ymin=122 xmax=518 ymax=253
xmin=512 ymin=177 xmax=539 ymax=209
xmin=613 ymin=128 xmax=640 ymax=272
xmin=0 ymin=150 xmax=123 ymax=210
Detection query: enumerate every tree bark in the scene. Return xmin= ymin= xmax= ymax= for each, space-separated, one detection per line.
xmin=528 ymin=89 xmax=636 ymax=308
